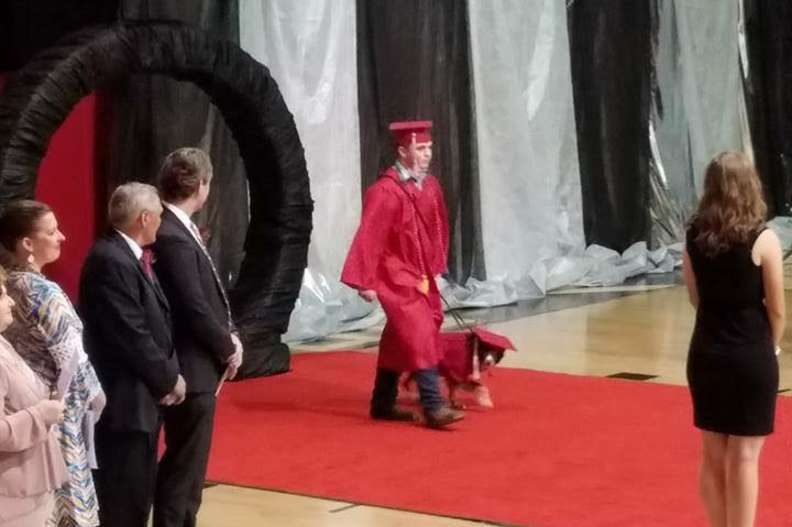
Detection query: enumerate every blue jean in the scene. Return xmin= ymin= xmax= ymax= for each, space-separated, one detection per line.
xmin=370 ymin=367 xmax=445 ymax=413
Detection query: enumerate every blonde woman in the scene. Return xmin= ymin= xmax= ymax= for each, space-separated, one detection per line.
xmin=683 ymin=151 xmax=784 ymax=527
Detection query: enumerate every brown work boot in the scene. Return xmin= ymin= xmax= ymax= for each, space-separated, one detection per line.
xmin=424 ymin=406 xmax=465 ymax=429
xmin=370 ymin=406 xmax=418 ymax=422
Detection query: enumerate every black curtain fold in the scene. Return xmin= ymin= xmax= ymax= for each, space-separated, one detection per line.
xmin=742 ymin=0 xmax=792 ymax=217
xmin=105 ymin=1 xmax=246 ymax=289
xmin=105 ymin=2 xmax=293 ymax=377
xmin=0 ymin=0 xmax=119 ymax=71
xmin=568 ymin=1 xmax=655 ymax=251
xmin=356 ymin=0 xmax=484 ymax=282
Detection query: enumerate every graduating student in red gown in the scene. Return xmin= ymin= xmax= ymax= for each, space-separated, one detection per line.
xmin=341 ymin=121 xmax=464 ymax=428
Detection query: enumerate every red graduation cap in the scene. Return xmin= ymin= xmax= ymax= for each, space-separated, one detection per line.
xmin=389 ymin=120 xmax=433 ymax=147
xmin=471 ymin=327 xmax=517 ymax=353
xmin=439 ymin=326 xmax=516 ymax=383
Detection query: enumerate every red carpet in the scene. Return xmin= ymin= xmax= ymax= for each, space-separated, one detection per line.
xmin=206 ymin=351 xmax=792 ymax=527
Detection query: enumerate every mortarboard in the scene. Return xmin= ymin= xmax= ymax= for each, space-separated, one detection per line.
xmin=389 ymin=120 xmax=433 ymax=147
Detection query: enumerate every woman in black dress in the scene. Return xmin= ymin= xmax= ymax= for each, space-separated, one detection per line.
xmin=683 ymin=151 xmax=784 ymax=527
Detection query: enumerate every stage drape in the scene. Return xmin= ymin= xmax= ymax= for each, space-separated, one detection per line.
xmin=356 ymin=0 xmax=483 ymax=282
xmin=0 ymin=75 xmax=99 ymax=300
xmin=650 ymin=1 xmax=750 ymax=245
xmin=743 ymin=0 xmax=792 ymax=216
xmin=469 ymin=0 xmax=584 ymax=283
xmin=239 ymin=0 xmax=360 ymax=281
xmin=0 ymin=0 xmax=118 ymax=70
xmin=105 ymin=1 xmax=247 ymax=288
xmin=568 ymin=0 xmax=654 ymax=251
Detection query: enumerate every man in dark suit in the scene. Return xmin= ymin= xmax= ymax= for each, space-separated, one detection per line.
xmin=80 ymin=182 xmax=186 ymax=527
xmin=151 ymin=147 xmax=243 ymax=527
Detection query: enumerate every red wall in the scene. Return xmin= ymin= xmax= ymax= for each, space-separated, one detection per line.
xmin=0 ymin=73 xmax=99 ymax=300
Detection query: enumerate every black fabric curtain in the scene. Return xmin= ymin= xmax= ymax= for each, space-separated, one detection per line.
xmin=104 ymin=2 xmax=290 ymax=376
xmin=356 ymin=0 xmax=484 ymax=282
xmin=0 ymin=0 xmax=119 ymax=70
xmin=568 ymin=1 xmax=655 ymax=251
xmin=743 ymin=0 xmax=792 ymax=217
xmin=105 ymin=2 xmax=246 ymax=289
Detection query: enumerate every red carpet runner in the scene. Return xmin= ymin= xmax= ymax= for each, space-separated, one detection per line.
xmin=206 ymin=351 xmax=792 ymax=527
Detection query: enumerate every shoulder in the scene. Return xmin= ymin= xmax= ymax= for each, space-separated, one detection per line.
xmin=754 ymin=227 xmax=781 ymax=254
xmin=154 ymin=225 xmax=192 ymax=249
xmin=684 ymin=221 xmax=700 ymax=252
xmin=424 ymin=175 xmax=442 ymax=189
xmin=685 ymin=220 xmax=698 ymax=240
xmin=88 ymin=235 xmax=121 ymax=259
xmin=365 ymin=177 xmax=402 ymax=203
xmin=156 ymin=210 xmax=184 ymax=235
xmin=7 ymin=271 xmax=56 ymax=297
xmin=85 ymin=236 xmax=137 ymax=276
xmin=12 ymin=271 xmax=54 ymax=291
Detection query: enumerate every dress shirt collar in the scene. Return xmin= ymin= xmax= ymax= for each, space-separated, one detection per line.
xmin=115 ymin=229 xmax=143 ymax=260
xmin=164 ymin=202 xmax=202 ymax=244
xmin=395 ymin=160 xmax=425 ymax=189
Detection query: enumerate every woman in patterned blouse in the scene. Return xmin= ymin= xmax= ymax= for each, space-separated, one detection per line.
xmin=0 ymin=201 xmax=105 ymax=527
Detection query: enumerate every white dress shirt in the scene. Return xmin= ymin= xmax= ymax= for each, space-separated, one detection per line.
xmin=115 ymin=229 xmax=143 ymax=260
xmin=163 ymin=203 xmax=202 ymax=245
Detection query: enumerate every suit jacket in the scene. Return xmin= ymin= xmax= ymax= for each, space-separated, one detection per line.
xmin=153 ymin=208 xmax=234 ymax=393
xmin=79 ymin=230 xmax=178 ymax=433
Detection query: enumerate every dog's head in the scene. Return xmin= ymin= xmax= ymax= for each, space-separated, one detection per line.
xmin=477 ymin=347 xmax=505 ymax=371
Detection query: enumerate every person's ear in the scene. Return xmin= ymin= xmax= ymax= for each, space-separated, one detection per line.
xmin=20 ymin=236 xmax=34 ymax=253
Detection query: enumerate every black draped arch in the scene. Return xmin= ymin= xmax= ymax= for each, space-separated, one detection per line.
xmin=0 ymin=21 xmax=313 ymax=378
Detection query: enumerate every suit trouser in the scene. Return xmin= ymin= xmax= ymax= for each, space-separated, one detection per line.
xmin=94 ymin=425 xmax=159 ymax=527
xmin=153 ymin=392 xmax=216 ymax=527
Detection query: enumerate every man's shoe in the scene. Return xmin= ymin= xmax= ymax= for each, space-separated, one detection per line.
xmin=370 ymin=406 xmax=418 ymax=422
xmin=424 ymin=406 xmax=465 ymax=429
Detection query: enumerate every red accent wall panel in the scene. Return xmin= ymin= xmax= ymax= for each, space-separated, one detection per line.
xmin=0 ymin=72 xmax=98 ymax=300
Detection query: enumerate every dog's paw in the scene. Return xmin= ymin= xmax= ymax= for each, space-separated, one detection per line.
xmin=474 ymin=386 xmax=494 ymax=408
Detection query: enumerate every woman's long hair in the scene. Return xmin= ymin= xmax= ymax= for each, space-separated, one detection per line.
xmin=691 ymin=151 xmax=767 ymax=257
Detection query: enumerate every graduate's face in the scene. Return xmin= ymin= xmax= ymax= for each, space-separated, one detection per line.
xmin=0 ymin=285 xmax=15 ymax=332
xmin=399 ymin=141 xmax=433 ymax=175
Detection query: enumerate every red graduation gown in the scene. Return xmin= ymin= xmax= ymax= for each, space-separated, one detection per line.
xmin=341 ymin=167 xmax=450 ymax=372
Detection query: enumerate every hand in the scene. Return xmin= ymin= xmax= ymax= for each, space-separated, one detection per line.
xmin=359 ymin=289 xmax=377 ymax=302
xmin=225 ymin=334 xmax=244 ymax=380
xmin=36 ymin=399 xmax=65 ymax=427
xmin=160 ymin=374 xmax=186 ymax=406
xmin=230 ymin=332 xmax=244 ymax=356
xmin=226 ymin=350 xmax=243 ymax=381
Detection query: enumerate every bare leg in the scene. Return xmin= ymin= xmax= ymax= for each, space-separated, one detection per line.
xmin=700 ymin=431 xmax=728 ymax=527
xmin=725 ymin=435 xmax=765 ymax=527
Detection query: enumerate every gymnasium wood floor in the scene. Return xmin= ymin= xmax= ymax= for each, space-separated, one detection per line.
xmin=197 ymin=284 xmax=792 ymax=526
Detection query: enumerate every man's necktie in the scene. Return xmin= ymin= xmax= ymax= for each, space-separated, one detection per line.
xmin=189 ymin=222 xmax=233 ymax=329
xmin=140 ymin=247 xmax=154 ymax=280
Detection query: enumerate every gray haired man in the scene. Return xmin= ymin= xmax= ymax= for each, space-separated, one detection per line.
xmin=79 ymin=182 xmax=184 ymax=527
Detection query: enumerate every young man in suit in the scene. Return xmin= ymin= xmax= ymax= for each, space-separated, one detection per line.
xmin=79 ymin=182 xmax=185 ymax=527
xmin=151 ymin=147 xmax=243 ymax=527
